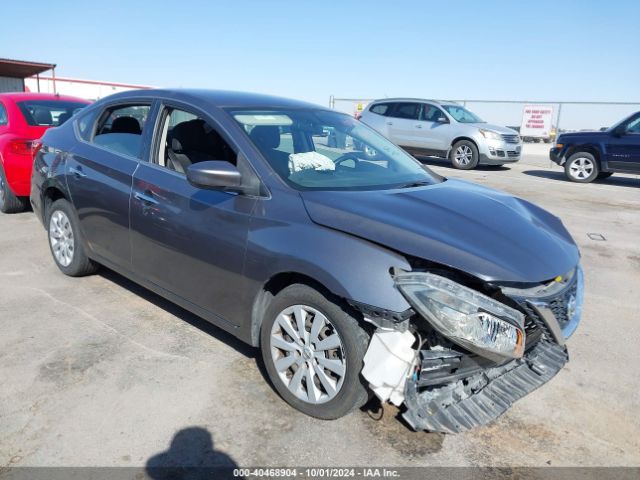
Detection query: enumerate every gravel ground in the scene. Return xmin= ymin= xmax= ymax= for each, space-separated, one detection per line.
xmin=0 ymin=144 xmax=638 ymax=469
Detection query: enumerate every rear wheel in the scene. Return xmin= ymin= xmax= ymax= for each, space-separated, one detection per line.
xmin=564 ymin=152 xmax=599 ymax=183
xmin=47 ymin=199 xmax=98 ymax=276
xmin=450 ymin=140 xmax=479 ymax=170
xmin=0 ymin=163 xmax=28 ymax=214
xmin=260 ymin=284 xmax=370 ymax=420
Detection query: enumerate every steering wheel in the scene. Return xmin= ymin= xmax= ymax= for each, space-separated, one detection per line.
xmin=333 ymin=152 xmax=360 ymax=168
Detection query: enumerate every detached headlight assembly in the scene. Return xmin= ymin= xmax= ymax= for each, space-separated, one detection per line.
xmin=394 ymin=272 xmax=525 ymax=361
xmin=479 ymin=129 xmax=503 ymax=141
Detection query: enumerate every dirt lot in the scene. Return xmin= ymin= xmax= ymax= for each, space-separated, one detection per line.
xmin=1 ymin=145 xmax=639 ymax=468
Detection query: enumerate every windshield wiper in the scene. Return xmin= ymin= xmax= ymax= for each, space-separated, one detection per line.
xmin=398 ymin=180 xmax=432 ymax=189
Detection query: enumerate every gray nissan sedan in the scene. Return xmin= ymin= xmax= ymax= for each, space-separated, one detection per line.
xmin=30 ymin=89 xmax=583 ymax=432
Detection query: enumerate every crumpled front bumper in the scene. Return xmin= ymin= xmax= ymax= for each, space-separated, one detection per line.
xmin=402 ymin=339 xmax=568 ymax=433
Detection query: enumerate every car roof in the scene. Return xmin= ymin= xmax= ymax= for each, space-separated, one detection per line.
xmin=369 ymin=98 xmax=460 ymax=106
xmin=94 ymin=88 xmax=329 ymax=111
xmin=0 ymin=92 xmax=90 ymax=103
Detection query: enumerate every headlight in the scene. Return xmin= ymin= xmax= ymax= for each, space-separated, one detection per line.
xmin=479 ymin=129 xmax=503 ymax=141
xmin=394 ymin=272 xmax=525 ymax=360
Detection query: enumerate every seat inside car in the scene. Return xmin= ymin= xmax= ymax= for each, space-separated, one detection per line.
xmin=166 ymin=119 xmax=235 ymax=174
xmin=249 ymin=125 xmax=290 ymax=178
xmin=33 ymin=109 xmax=53 ymax=125
xmin=111 ymin=116 xmax=141 ymax=134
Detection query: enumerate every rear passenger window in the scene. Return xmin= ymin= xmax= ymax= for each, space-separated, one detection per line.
xmin=0 ymin=103 xmax=7 ymax=126
xmin=370 ymin=103 xmax=390 ymax=116
xmin=390 ymin=103 xmax=421 ymax=120
xmin=76 ymin=108 xmax=99 ymax=141
xmin=155 ymin=107 xmax=236 ymax=175
xmin=92 ymin=104 xmax=151 ymax=158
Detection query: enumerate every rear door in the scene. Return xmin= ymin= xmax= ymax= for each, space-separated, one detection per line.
xmin=605 ymin=114 xmax=640 ymax=172
xmin=66 ymin=100 xmax=156 ymax=267
xmin=130 ymin=101 xmax=257 ymax=326
xmin=386 ymin=102 xmax=422 ymax=148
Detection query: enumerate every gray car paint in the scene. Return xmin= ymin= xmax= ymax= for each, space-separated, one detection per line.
xmin=31 ymin=89 xmax=579 ymax=349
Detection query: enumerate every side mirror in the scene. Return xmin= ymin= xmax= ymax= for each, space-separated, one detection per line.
xmin=612 ymin=124 xmax=626 ymax=137
xmin=186 ymin=161 xmax=242 ymax=190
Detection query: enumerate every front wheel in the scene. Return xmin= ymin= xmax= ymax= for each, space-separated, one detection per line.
xmin=450 ymin=140 xmax=479 ymax=170
xmin=564 ymin=152 xmax=599 ymax=183
xmin=260 ymin=284 xmax=370 ymax=420
xmin=47 ymin=199 xmax=98 ymax=276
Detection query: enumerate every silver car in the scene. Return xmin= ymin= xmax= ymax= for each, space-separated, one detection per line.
xmin=360 ymin=99 xmax=522 ymax=169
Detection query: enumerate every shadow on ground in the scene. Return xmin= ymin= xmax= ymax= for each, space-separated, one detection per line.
xmin=523 ymin=169 xmax=640 ymax=188
xmin=360 ymin=397 xmax=445 ymax=455
xmin=146 ymin=427 xmax=242 ymax=479
xmin=415 ymin=155 xmax=511 ymax=172
xmin=98 ymin=269 xmax=256 ymax=359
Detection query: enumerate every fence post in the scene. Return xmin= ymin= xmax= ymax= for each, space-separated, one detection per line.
xmin=556 ymin=103 xmax=563 ymax=135
xmin=329 ymin=95 xmax=335 ymax=109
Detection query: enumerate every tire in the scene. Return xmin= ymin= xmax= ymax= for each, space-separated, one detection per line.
xmin=260 ymin=283 xmax=370 ymax=420
xmin=0 ymin=163 xmax=28 ymax=214
xmin=597 ymin=172 xmax=613 ymax=180
xmin=450 ymin=140 xmax=479 ymax=170
xmin=47 ymin=199 xmax=98 ymax=277
xmin=564 ymin=152 xmax=599 ymax=183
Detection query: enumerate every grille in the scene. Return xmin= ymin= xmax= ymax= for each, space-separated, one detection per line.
xmin=511 ymin=274 xmax=578 ymax=343
xmin=502 ymin=134 xmax=520 ymax=144
xmin=507 ymin=150 xmax=520 ymax=158
xmin=549 ymin=281 xmax=577 ymax=329
xmin=522 ymin=306 xmax=547 ymax=348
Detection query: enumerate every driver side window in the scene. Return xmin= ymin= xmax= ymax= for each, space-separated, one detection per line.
xmin=626 ymin=117 xmax=640 ymax=134
xmin=422 ymin=105 xmax=445 ymax=122
xmin=155 ymin=107 xmax=236 ymax=175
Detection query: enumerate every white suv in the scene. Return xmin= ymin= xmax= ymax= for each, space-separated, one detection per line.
xmin=360 ymin=99 xmax=522 ymax=169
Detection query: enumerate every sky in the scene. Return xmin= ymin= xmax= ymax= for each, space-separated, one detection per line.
xmin=2 ymin=0 xmax=639 ymax=129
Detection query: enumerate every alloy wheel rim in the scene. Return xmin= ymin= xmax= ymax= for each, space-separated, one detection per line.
xmin=49 ymin=210 xmax=75 ymax=267
xmin=270 ymin=305 xmax=346 ymax=404
xmin=569 ymin=157 xmax=594 ymax=179
xmin=455 ymin=145 xmax=473 ymax=165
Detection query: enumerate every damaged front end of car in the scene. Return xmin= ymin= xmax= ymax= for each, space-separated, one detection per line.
xmin=357 ymin=264 xmax=584 ymax=433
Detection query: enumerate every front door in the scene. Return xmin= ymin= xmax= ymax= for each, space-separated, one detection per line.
xmin=413 ymin=103 xmax=451 ymax=154
xmin=605 ymin=114 xmax=640 ymax=172
xmin=130 ymin=104 xmax=256 ymax=326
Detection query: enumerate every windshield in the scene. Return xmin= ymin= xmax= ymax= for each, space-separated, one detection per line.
xmin=442 ymin=105 xmax=484 ymax=123
xmin=229 ymin=109 xmax=440 ymax=191
xmin=17 ymin=100 xmax=87 ymax=127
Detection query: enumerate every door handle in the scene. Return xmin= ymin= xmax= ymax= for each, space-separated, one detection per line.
xmin=386 ymin=121 xmax=393 ymax=125
xmin=134 ymin=191 xmax=159 ymax=205
xmin=415 ymin=124 xmax=423 ymax=128
xmin=69 ymin=166 xmax=87 ymax=178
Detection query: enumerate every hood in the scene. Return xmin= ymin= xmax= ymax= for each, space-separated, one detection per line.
xmin=464 ymin=123 xmax=518 ymax=135
xmin=559 ymin=130 xmax=609 ymax=139
xmin=301 ymin=179 xmax=579 ymax=284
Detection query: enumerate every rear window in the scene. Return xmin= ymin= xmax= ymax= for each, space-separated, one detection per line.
xmin=17 ymin=100 xmax=87 ymax=127
xmin=0 ymin=103 xmax=7 ymax=126
xmin=370 ymin=103 xmax=390 ymax=116
xmin=390 ymin=102 xmax=421 ymax=120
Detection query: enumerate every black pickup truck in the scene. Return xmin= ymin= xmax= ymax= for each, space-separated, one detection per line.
xmin=550 ymin=111 xmax=640 ymax=183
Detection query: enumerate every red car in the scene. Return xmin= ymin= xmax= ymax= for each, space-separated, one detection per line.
xmin=0 ymin=92 xmax=90 ymax=213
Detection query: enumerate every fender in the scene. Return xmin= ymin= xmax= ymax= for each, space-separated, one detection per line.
xmin=241 ymin=209 xmax=413 ymax=345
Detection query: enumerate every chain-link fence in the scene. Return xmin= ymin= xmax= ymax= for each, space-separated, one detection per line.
xmin=329 ymin=96 xmax=640 ymax=133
